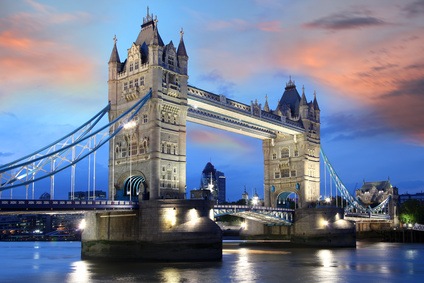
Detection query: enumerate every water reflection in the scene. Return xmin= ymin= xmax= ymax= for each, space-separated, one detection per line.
xmin=67 ymin=260 xmax=90 ymax=283
xmin=234 ymin=248 xmax=254 ymax=281
xmin=1 ymin=242 xmax=423 ymax=283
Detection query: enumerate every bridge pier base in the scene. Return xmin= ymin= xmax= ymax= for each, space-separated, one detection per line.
xmin=291 ymin=207 xmax=356 ymax=247
xmin=81 ymin=199 xmax=222 ymax=261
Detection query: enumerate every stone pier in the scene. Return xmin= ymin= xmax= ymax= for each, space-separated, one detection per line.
xmin=81 ymin=199 xmax=222 ymax=261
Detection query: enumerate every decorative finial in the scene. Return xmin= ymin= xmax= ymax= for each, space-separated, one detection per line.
xmin=302 ymin=85 xmax=305 ymax=94
xmin=314 ymin=90 xmax=317 ymax=98
xmin=180 ymin=28 xmax=184 ymax=39
xmin=265 ymin=94 xmax=268 ymax=101
xmin=113 ymin=35 xmax=117 ymax=45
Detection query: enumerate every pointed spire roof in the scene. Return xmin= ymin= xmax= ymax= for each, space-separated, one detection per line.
xmin=300 ymin=85 xmax=307 ymax=106
xmin=108 ymin=35 xmax=121 ymax=63
xmin=135 ymin=8 xmax=164 ymax=47
xmin=313 ymin=90 xmax=320 ymax=111
xmin=177 ymin=28 xmax=188 ymax=57
xmin=277 ymin=77 xmax=301 ymax=117
xmin=263 ymin=94 xmax=270 ymax=112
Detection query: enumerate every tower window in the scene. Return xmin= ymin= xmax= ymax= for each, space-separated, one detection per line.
xmin=282 ymin=169 xmax=290 ymax=178
xmin=168 ymin=56 xmax=174 ymax=66
xmin=281 ymin=148 xmax=289 ymax=158
xmin=140 ymin=76 xmax=145 ymax=86
xmin=129 ymin=63 xmax=134 ymax=72
xmin=272 ymin=153 xmax=277 ymax=160
xmin=143 ymin=114 xmax=148 ymax=123
xmin=135 ymin=61 xmax=139 ymax=70
xmin=274 ymin=172 xmax=280 ymax=179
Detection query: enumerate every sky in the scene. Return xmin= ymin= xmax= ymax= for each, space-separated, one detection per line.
xmin=0 ymin=0 xmax=423 ymax=201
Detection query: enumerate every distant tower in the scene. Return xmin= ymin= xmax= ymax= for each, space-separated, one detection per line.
xmin=216 ymin=170 xmax=226 ymax=204
xmin=108 ymin=9 xmax=189 ymax=200
xmin=199 ymin=162 xmax=226 ymax=204
xmin=263 ymin=79 xmax=320 ymax=207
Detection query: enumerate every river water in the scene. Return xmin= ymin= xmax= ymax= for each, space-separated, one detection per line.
xmin=0 ymin=241 xmax=423 ymax=283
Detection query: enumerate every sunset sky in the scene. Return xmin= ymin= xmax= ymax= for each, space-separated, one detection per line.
xmin=1 ymin=0 xmax=423 ymax=201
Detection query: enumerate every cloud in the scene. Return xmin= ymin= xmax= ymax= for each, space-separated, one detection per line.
xmin=256 ymin=21 xmax=282 ymax=32
xmin=0 ymin=152 xmax=14 ymax=158
xmin=0 ymin=111 xmax=17 ymax=119
xmin=188 ymin=125 xmax=256 ymax=154
xmin=402 ymin=0 xmax=424 ymax=17
xmin=205 ymin=17 xmax=281 ymax=33
xmin=321 ymin=111 xmax=391 ymax=142
xmin=198 ymin=69 xmax=236 ymax=96
xmin=0 ymin=1 xmax=98 ymax=107
xmin=303 ymin=10 xmax=387 ymax=30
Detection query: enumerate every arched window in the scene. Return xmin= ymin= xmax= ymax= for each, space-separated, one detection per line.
xmin=281 ymin=148 xmax=289 ymax=158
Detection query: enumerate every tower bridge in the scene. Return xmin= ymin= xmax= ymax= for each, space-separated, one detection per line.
xmin=107 ymin=10 xmax=321 ymax=209
xmin=0 ymin=9 xmax=395 ymax=260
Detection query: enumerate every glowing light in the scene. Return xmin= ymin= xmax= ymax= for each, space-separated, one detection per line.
xmin=240 ymin=221 xmax=247 ymax=230
xmin=321 ymin=219 xmax=329 ymax=227
xmin=209 ymin=209 xmax=214 ymax=220
xmin=124 ymin=120 xmax=136 ymax=129
xmin=325 ymin=197 xmax=331 ymax=203
xmin=78 ymin=219 xmax=86 ymax=230
xmin=188 ymin=208 xmax=199 ymax=223
xmin=165 ymin=208 xmax=177 ymax=227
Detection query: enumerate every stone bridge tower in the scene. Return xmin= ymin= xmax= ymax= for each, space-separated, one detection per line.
xmin=107 ymin=11 xmax=188 ymax=200
xmin=263 ymin=79 xmax=320 ymax=208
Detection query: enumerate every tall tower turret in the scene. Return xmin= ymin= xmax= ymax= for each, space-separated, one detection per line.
xmin=108 ymin=9 xmax=189 ymax=201
xmin=263 ymin=78 xmax=321 ymax=208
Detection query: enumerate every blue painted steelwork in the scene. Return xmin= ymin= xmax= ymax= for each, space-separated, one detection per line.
xmin=0 ymin=90 xmax=152 ymax=192
xmin=320 ymin=147 xmax=391 ymax=218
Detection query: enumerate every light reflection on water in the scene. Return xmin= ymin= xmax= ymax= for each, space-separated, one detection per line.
xmin=0 ymin=241 xmax=424 ymax=283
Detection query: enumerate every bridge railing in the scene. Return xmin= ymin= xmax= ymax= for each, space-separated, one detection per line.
xmin=214 ymin=204 xmax=294 ymax=212
xmin=0 ymin=199 xmax=138 ymax=211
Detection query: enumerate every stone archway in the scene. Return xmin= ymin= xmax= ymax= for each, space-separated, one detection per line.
xmin=276 ymin=191 xmax=299 ymax=209
xmin=115 ymin=171 xmax=149 ymax=200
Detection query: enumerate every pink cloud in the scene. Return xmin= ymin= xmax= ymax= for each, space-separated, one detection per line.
xmin=188 ymin=127 xmax=255 ymax=153
xmin=0 ymin=2 xmax=98 ymax=106
xmin=257 ymin=21 xmax=282 ymax=32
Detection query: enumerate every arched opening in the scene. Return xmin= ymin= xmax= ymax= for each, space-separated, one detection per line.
xmin=121 ymin=175 xmax=149 ymax=200
xmin=276 ymin=191 xmax=298 ymax=209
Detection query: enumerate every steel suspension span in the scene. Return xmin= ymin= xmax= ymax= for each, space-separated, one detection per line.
xmin=320 ymin=147 xmax=391 ymax=215
xmin=0 ymin=90 xmax=152 ymax=197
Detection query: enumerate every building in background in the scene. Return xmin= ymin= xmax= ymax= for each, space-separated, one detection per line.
xmin=191 ymin=162 xmax=226 ymax=203
xmin=68 ymin=190 xmax=107 ymax=200
xmin=399 ymin=192 xmax=424 ymax=204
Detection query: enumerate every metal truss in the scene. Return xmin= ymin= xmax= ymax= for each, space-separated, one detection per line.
xmin=320 ymin=148 xmax=391 ymax=216
xmin=0 ymin=90 xmax=152 ymax=197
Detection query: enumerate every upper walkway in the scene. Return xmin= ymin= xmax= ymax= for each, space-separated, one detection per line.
xmin=187 ymin=85 xmax=304 ymax=140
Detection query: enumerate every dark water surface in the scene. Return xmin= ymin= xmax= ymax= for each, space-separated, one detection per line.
xmin=1 ymin=241 xmax=423 ymax=282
